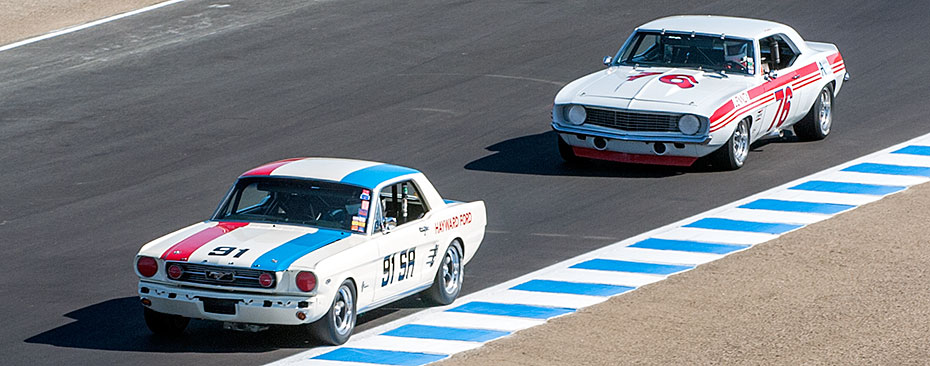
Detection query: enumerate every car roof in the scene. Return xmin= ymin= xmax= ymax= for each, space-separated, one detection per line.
xmin=240 ymin=157 xmax=420 ymax=189
xmin=637 ymin=15 xmax=793 ymax=39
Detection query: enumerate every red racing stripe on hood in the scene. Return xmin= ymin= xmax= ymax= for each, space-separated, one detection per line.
xmin=240 ymin=158 xmax=305 ymax=177
xmin=160 ymin=222 xmax=249 ymax=261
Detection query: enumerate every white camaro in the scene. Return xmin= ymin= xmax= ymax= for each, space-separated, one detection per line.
xmin=134 ymin=158 xmax=486 ymax=345
xmin=552 ymin=15 xmax=848 ymax=169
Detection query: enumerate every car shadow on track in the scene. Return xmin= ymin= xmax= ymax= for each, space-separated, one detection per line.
xmin=24 ymin=296 xmax=431 ymax=352
xmin=465 ymin=131 xmax=725 ymax=177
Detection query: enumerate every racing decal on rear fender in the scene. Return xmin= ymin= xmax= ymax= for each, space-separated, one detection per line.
xmin=434 ymin=212 xmax=473 ymax=234
xmin=659 ymin=74 xmax=698 ymax=88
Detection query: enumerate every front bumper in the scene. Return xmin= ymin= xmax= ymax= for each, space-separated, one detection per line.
xmin=551 ymin=122 xmax=712 ymax=144
xmin=139 ymin=280 xmax=324 ymax=325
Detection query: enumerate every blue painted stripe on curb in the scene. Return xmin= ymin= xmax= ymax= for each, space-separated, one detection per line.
xmin=382 ymin=324 xmax=510 ymax=342
xmin=892 ymin=145 xmax=930 ymax=156
xmin=312 ymin=347 xmax=447 ymax=366
xmin=571 ymin=259 xmax=692 ymax=275
xmin=446 ymin=301 xmax=575 ymax=319
xmin=510 ymin=279 xmax=634 ymax=297
xmin=684 ymin=218 xmax=803 ymax=234
xmin=738 ymin=199 xmax=855 ymax=214
xmin=789 ymin=180 xmax=906 ymax=196
xmin=630 ymin=238 xmax=750 ymax=254
xmin=842 ymin=163 xmax=930 ymax=177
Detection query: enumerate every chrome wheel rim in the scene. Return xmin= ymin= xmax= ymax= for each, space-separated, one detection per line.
xmin=732 ymin=121 xmax=749 ymax=166
xmin=332 ymin=285 xmax=354 ymax=335
xmin=819 ymin=89 xmax=832 ymax=134
xmin=441 ymin=245 xmax=462 ymax=295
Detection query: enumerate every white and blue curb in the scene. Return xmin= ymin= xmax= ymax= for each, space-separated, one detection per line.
xmin=269 ymin=131 xmax=930 ymax=366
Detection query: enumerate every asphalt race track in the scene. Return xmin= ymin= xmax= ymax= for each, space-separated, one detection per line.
xmin=2 ymin=0 xmax=928 ymax=365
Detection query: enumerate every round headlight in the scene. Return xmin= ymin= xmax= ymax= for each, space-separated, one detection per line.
xmin=678 ymin=114 xmax=701 ymax=135
xmin=566 ymin=105 xmax=587 ymax=125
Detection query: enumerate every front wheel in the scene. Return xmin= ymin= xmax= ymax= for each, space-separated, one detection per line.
xmin=143 ymin=307 xmax=189 ymax=336
xmin=708 ymin=118 xmax=750 ymax=170
xmin=309 ymin=280 xmax=356 ymax=345
xmin=423 ymin=241 xmax=463 ymax=305
xmin=794 ymin=84 xmax=834 ymax=141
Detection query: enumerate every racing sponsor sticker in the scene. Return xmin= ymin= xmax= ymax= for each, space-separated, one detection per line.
xmin=360 ymin=189 xmax=371 ymax=201
xmin=434 ymin=212 xmax=473 ymax=234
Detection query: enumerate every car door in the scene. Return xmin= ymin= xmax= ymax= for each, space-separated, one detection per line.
xmin=369 ymin=180 xmax=436 ymax=302
xmin=758 ymin=34 xmax=807 ymax=134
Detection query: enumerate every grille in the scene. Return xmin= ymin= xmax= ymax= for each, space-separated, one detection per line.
xmin=169 ymin=262 xmax=274 ymax=289
xmin=584 ymin=107 xmax=679 ymax=132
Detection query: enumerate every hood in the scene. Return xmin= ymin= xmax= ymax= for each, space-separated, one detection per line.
xmin=570 ymin=66 xmax=751 ymax=107
xmin=142 ymin=221 xmax=355 ymax=272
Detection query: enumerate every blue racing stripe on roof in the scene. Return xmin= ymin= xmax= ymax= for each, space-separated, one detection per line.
xmin=382 ymin=324 xmax=510 ymax=342
xmin=312 ymin=347 xmax=447 ymax=366
xmin=892 ymin=145 xmax=930 ymax=156
xmin=630 ymin=238 xmax=749 ymax=254
xmin=251 ymin=229 xmax=346 ymax=271
xmin=738 ymin=199 xmax=855 ymax=214
xmin=841 ymin=163 xmax=930 ymax=177
xmin=789 ymin=180 xmax=906 ymax=195
xmin=340 ymin=163 xmax=419 ymax=188
xmin=510 ymin=279 xmax=633 ymax=297
xmin=684 ymin=218 xmax=802 ymax=234
xmin=447 ymin=301 xmax=575 ymax=319
xmin=571 ymin=259 xmax=692 ymax=275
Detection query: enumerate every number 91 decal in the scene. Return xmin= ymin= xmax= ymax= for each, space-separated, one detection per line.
xmin=382 ymin=247 xmax=415 ymax=287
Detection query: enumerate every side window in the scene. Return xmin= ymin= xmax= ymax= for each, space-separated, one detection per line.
xmin=759 ymin=35 xmax=799 ymax=73
xmin=378 ymin=180 xmax=430 ymax=226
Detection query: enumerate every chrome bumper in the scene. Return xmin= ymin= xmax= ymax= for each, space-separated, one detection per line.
xmin=551 ymin=122 xmax=711 ymax=144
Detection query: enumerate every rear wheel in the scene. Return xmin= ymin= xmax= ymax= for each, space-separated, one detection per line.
xmin=794 ymin=84 xmax=834 ymax=141
xmin=423 ymin=241 xmax=463 ymax=305
xmin=143 ymin=307 xmax=189 ymax=336
xmin=309 ymin=280 xmax=356 ymax=345
xmin=709 ymin=118 xmax=750 ymax=170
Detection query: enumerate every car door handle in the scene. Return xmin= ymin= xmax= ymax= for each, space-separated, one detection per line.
xmin=419 ymin=226 xmax=429 ymax=232
xmin=792 ymin=74 xmax=800 ymax=79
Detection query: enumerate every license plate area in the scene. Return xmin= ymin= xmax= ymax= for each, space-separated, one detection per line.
xmin=200 ymin=297 xmax=239 ymax=315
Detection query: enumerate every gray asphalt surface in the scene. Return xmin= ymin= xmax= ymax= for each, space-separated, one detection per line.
xmin=1 ymin=0 xmax=927 ymax=365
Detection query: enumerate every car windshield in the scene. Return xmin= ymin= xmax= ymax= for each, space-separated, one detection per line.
xmin=213 ymin=177 xmax=372 ymax=233
xmin=618 ymin=31 xmax=755 ymax=75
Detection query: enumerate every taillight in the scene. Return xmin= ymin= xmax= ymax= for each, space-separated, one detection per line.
xmin=259 ymin=273 xmax=275 ymax=288
xmin=137 ymin=257 xmax=158 ymax=277
xmin=167 ymin=264 xmax=183 ymax=280
xmin=295 ymin=271 xmax=316 ymax=292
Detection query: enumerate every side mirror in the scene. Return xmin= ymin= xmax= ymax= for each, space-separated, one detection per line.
xmin=765 ymin=70 xmax=778 ymax=80
xmin=381 ymin=217 xmax=397 ymax=233
xmin=602 ymin=56 xmax=613 ymax=66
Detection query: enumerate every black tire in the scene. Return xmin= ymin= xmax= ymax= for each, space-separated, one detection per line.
xmin=557 ymin=135 xmax=583 ymax=164
xmin=794 ymin=84 xmax=834 ymax=141
xmin=143 ymin=307 xmax=189 ymax=336
xmin=423 ymin=241 xmax=463 ymax=305
xmin=309 ymin=280 xmax=356 ymax=345
xmin=708 ymin=118 xmax=750 ymax=171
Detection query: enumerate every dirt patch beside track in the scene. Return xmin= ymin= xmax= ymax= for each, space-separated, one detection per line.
xmin=438 ymin=183 xmax=930 ymax=365
xmin=0 ymin=0 xmax=164 ymax=45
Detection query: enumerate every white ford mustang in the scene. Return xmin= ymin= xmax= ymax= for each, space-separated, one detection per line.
xmin=135 ymin=158 xmax=486 ymax=345
xmin=552 ymin=15 xmax=848 ymax=169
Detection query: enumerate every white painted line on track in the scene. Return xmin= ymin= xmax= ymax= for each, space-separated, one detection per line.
xmin=0 ymin=0 xmax=186 ymax=53
xmin=269 ymin=130 xmax=930 ymax=366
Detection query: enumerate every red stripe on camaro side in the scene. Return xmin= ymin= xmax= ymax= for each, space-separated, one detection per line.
xmin=161 ymin=222 xmax=249 ymax=261
xmin=827 ymin=52 xmax=843 ymax=65
xmin=240 ymin=158 xmax=305 ymax=177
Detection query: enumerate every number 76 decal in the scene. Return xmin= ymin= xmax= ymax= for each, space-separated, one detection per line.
xmin=769 ymin=86 xmax=793 ymax=130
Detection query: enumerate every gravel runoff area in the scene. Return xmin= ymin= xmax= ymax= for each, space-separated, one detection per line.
xmin=0 ymin=0 xmax=164 ymax=45
xmin=6 ymin=3 xmax=929 ymax=365
xmin=438 ymin=182 xmax=930 ymax=366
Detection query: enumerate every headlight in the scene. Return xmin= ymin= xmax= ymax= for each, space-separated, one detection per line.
xmin=678 ymin=114 xmax=701 ymax=135
xmin=565 ymin=105 xmax=587 ymax=125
